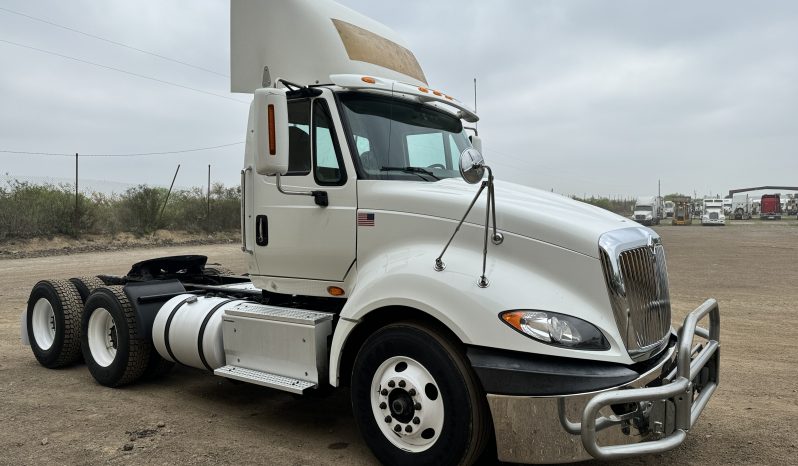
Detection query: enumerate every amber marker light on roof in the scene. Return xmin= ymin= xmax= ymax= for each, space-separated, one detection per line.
xmin=432 ymin=90 xmax=442 ymax=96
xmin=361 ymin=76 xmax=376 ymax=84
xmin=418 ymin=86 xmax=429 ymax=93
xmin=327 ymin=286 xmax=345 ymax=296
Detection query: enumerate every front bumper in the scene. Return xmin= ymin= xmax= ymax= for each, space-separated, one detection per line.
xmin=484 ymin=299 xmax=720 ymax=464
xmin=701 ymin=218 xmax=725 ymax=225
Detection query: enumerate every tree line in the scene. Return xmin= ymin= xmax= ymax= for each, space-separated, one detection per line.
xmin=0 ymin=180 xmax=240 ymax=239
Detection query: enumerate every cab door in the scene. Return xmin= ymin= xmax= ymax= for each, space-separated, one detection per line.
xmin=251 ymin=92 xmax=356 ymax=281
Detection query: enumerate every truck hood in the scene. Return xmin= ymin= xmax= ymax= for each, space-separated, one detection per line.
xmin=358 ymin=178 xmax=638 ymax=258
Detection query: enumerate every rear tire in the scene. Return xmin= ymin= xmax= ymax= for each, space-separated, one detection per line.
xmin=81 ymin=286 xmax=150 ymax=387
xmin=69 ymin=276 xmax=106 ymax=303
xmin=26 ymin=279 xmax=83 ymax=368
xmin=351 ymin=322 xmax=491 ymax=466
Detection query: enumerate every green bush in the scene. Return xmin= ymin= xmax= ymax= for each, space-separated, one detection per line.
xmin=0 ymin=179 xmax=241 ymax=239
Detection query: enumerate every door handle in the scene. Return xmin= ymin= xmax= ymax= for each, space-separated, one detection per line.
xmin=255 ymin=215 xmax=268 ymax=246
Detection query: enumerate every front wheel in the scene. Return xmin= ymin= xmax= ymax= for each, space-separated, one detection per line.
xmin=351 ymin=323 xmax=491 ymax=466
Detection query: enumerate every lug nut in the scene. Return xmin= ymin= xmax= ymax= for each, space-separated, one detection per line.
xmin=379 ymin=402 xmax=387 ymax=409
xmin=405 ymin=425 xmax=412 ymax=433
xmin=414 ymin=402 xmax=421 ymax=410
xmin=408 ymin=388 xmax=416 ymax=396
xmin=388 ymin=380 xmax=395 ymax=388
xmin=381 ymin=389 xmax=388 ymax=396
xmin=413 ymin=417 xmax=420 ymax=425
xmin=398 ymin=380 xmax=406 ymax=388
xmin=384 ymin=415 xmax=392 ymax=423
xmin=394 ymin=424 xmax=402 ymax=433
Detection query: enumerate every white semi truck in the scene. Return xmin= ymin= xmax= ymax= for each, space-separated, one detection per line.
xmin=664 ymin=200 xmax=674 ymax=218
xmin=19 ymin=1 xmax=720 ymax=464
xmin=731 ymin=194 xmax=753 ymax=220
xmin=632 ymin=196 xmax=664 ymax=226
xmin=702 ymin=198 xmax=726 ymax=225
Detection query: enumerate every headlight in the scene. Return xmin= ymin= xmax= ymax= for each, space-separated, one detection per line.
xmin=499 ymin=310 xmax=610 ymax=350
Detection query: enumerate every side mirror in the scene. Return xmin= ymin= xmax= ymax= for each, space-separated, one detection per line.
xmin=253 ymin=88 xmax=289 ymax=176
xmin=459 ymin=148 xmax=485 ymax=184
xmin=469 ymin=134 xmax=483 ymax=154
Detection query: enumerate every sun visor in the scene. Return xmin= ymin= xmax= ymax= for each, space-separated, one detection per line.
xmin=231 ymin=0 xmax=428 ymax=93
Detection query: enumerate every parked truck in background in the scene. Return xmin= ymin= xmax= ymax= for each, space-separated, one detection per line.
xmin=784 ymin=194 xmax=797 ymax=217
xmin=664 ymin=200 xmax=674 ymax=218
xmin=702 ymin=198 xmax=726 ymax=226
xmin=722 ymin=199 xmax=732 ymax=217
xmin=633 ymin=196 xmax=663 ymax=226
xmin=732 ymin=194 xmax=753 ymax=220
xmin=672 ymin=196 xmax=693 ymax=225
xmin=760 ymin=194 xmax=782 ymax=220
xmin=18 ymin=1 xmax=721 ymax=464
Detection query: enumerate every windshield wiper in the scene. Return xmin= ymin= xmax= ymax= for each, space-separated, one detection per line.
xmin=380 ymin=166 xmax=440 ymax=181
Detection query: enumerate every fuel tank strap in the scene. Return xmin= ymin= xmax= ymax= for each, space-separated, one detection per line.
xmin=163 ymin=297 xmax=193 ymax=366
xmin=196 ymin=299 xmax=239 ymax=371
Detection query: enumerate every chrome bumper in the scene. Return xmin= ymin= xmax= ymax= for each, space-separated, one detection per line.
xmin=487 ymin=299 xmax=720 ymax=464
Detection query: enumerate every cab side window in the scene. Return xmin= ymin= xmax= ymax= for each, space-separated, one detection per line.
xmin=313 ymin=100 xmax=346 ymax=186
xmin=286 ymin=99 xmax=311 ymax=176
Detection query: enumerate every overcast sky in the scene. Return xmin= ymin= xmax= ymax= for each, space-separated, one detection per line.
xmin=1 ymin=0 xmax=796 ymax=198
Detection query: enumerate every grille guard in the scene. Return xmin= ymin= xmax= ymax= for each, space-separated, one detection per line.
xmin=580 ymin=298 xmax=720 ymax=459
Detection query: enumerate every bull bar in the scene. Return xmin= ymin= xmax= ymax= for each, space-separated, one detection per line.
xmin=580 ymin=298 xmax=720 ymax=459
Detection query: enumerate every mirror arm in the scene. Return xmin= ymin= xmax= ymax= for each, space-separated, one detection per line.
xmin=434 ymin=163 xmax=503 ymax=286
xmin=464 ymin=126 xmax=479 ymax=136
xmin=275 ymin=174 xmax=328 ymax=207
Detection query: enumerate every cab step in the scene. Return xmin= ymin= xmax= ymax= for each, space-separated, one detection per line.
xmin=214 ymin=365 xmax=316 ymax=394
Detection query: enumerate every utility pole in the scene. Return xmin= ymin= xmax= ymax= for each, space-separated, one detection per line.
xmin=473 ymin=78 xmax=477 ymax=132
xmin=74 ymin=153 xmax=79 ymax=236
xmin=207 ymin=164 xmax=211 ymax=231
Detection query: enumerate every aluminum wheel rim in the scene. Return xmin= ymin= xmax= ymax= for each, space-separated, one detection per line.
xmin=31 ymin=298 xmax=56 ymax=350
xmin=87 ymin=308 xmax=118 ymax=367
xmin=370 ymin=356 xmax=444 ymax=452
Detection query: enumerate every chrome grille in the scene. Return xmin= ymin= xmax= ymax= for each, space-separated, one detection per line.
xmin=599 ymin=229 xmax=672 ymax=360
xmin=709 ymin=212 xmax=719 ymax=220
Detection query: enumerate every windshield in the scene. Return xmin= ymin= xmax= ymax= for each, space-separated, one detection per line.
xmin=338 ymin=92 xmax=470 ymax=181
xmin=636 ymin=206 xmax=653 ymax=212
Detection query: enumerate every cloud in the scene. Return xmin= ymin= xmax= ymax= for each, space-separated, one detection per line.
xmin=1 ymin=0 xmax=796 ymax=198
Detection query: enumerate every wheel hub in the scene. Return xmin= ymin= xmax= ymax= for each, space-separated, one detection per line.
xmin=388 ymin=388 xmax=415 ymax=423
xmin=31 ymin=298 xmax=57 ymax=350
xmin=87 ymin=307 xmax=118 ymax=367
xmin=370 ymin=356 xmax=445 ymax=452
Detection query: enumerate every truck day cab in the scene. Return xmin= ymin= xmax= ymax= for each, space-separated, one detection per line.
xmin=632 ymin=196 xmax=663 ymax=226
xmin=19 ymin=1 xmax=721 ymax=464
xmin=760 ymin=194 xmax=782 ymax=220
xmin=702 ymin=199 xmax=726 ymax=225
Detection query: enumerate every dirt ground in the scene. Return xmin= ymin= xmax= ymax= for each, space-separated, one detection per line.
xmin=1 ymin=222 xmax=796 ymax=465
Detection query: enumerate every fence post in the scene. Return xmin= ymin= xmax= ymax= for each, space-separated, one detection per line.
xmin=74 ymin=152 xmax=79 ymax=236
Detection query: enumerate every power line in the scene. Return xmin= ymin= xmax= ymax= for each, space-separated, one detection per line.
xmin=0 ymin=5 xmax=229 ymax=78
xmin=0 ymin=38 xmax=247 ymax=104
xmin=0 ymin=141 xmax=244 ymax=157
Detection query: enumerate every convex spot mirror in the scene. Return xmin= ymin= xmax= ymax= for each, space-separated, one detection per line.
xmin=253 ymin=88 xmax=289 ymax=176
xmin=459 ymin=148 xmax=485 ymax=184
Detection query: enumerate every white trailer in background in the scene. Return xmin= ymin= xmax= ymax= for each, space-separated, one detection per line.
xmin=18 ymin=1 xmax=721 ymax=464
xmin=702 ymin=198 xmax=726 ymax=225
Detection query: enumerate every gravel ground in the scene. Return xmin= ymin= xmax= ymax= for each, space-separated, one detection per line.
xmin=0 ymin=222 xmax=796 ymax=465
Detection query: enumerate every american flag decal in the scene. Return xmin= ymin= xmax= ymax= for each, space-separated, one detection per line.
xmin=357 ymin=212 xmax=375 ymax=227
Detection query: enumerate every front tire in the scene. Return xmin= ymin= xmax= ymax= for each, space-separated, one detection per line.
xmin=81 ymin=286 xmax=150 ymax=387
xmin=351 ymin=323 xmax=491 ymax=466
xmin=26 ymin=279 xmax=83 ymax=368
